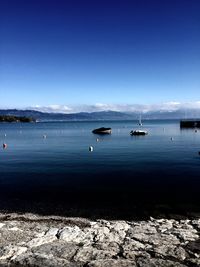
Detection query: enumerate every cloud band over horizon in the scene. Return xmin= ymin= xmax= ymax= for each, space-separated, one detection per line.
xmin=22 ymin=101 xmax=200 ymax=114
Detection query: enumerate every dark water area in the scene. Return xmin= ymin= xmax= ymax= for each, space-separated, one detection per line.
xmin=0 ymin=120 xmax=200 ymax=219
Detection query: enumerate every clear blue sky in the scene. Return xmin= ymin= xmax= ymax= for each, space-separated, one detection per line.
xmin=0 ymin=0 xmax=200 ymax=109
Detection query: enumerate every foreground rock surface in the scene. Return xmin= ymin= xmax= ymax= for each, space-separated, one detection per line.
xmin=0 ymin=213 xmax=200 ymax=266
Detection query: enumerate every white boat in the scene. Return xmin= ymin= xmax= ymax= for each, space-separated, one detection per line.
xmin=130 ymin=130 xmax=148 ymax=136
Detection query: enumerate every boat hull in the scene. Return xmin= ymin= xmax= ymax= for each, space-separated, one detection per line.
xmin=92 ymin=127 xmax=112 ymax=134
xmin=130 ymin=130 xmax=148 ymax=136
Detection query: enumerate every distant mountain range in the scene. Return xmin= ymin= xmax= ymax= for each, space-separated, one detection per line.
xmin=0 ymin=109 xmax=200 ymax=121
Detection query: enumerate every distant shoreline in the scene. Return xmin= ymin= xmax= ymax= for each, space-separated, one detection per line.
xmin=1 ymin=108 xmax=200 ymax=121
xmin=0 ymin=115 xmax=35 ymax=123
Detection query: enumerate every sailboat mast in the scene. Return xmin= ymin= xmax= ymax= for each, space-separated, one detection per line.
xmin=139 ymin=114 xmax=142 ymax=126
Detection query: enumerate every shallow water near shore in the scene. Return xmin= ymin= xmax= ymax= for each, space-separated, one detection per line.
xmin=0 ymin=120 xmax=200 ymax=219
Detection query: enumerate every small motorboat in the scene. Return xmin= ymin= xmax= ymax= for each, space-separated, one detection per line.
xmin=92 ymin=127 xmax=112 ymax=134
xmin=130 ymin=130 xmax=148 ymax=136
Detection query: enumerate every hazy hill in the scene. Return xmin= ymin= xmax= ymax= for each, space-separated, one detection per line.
xmin=0 ymin=110 xmax=134 ymax=121
xmin=0 ymin=109 xmax=200 ymax=121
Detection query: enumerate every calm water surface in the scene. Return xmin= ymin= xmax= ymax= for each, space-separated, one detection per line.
xmin=0 ymin=120 xmax=200 ymax=217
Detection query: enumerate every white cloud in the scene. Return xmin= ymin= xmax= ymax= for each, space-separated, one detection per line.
xmin=28 ymin=101 xmax=200 ymax=114
xmin=29 ymin=105 xmax=72 ymax=113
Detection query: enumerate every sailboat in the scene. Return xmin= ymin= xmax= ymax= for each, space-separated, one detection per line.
xmin=130 ymin=114 xmax=148 ymax=135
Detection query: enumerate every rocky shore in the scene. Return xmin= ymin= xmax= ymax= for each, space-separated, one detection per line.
xmin=0 ymin=213 xmax=200 ymax=266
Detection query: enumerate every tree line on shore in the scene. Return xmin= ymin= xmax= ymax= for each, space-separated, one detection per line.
xmin=0 ymin=115 xmax=35 ymax=123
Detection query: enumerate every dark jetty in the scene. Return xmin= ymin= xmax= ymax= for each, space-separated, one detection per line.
xmin=180 ymin=120 xmax=200 ymax=128
xmin=92 ymin=127 xmax=112 ymax=134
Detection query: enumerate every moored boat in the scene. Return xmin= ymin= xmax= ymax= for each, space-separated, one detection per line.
xmin=92 ymin=127 xmax=112 ymax=134
xmin=130 ymin=130 xmax=148 ymax=136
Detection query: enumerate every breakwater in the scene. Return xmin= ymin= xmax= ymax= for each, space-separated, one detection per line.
xmin=180 ymin=120 xmax=200 ymax=128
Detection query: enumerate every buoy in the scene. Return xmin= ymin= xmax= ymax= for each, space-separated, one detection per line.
xmin=171 ymin=137 xmax=174 ymax=141
xmin=89 ymin=146 xmax=93 ymax=152
xmin=96 ymin=138 xmax=99 ymax=142
xmin=43 ymin=134 xmax=47 ymax=139
xmin=3 ymin=143 xmax=7 ymax=149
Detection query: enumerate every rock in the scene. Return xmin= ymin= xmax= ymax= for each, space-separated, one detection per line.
xmin=91 ymin=220 xmax=130 ymax=243
xmin=9 ymin=226 xmax=22 ymax=231
xmin=45 ymin=228 xmax=59 ymax=237
xmin=186 ymin=258 xmax=200 ymax=266
xmin=0 ymin=245 xmax=27 ymax=260
xmin=127 ymin=227 xmax=180 ymax=246
xmin=58 ymin=226 xmax=93 ymax=245
xmin=11 ymin=252 xmax=78 ymax=267
xmin=137 ymin=257 xmax=188 ymax=267
xmin=191 ymin=219 xmax=200 ymax=230
xmin=88 ymin=259 xmax=137 ymax=267
xmin=74 ymin=246 xmax=117 ymax=262
xmin=30 ymin=241 xmax=78 ymax=261
xmin=186 ymin=239 xmax=200 ymax=254
xmin=122 ymin=239 xmax=148 ymax=259
xmin=153 ymin=245 xmax=187 ymax=261
xmin=0 ymin=223 xmax=5 ymax=229
xmin=0 ymin=213 xmax=199 ymax=266
xmin=93 ymin=241 xmax=119 ymax=254
xmin=170 ymin=227 xmax=198 ymax=242
xmin=26 ymin=235 xmax=57 ymax=248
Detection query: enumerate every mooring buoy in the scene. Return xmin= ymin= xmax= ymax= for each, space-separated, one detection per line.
xmin=3 ymin=143 xmax=7 ymax=149
xmin=89 ymin=146 xmax=93 ymax=152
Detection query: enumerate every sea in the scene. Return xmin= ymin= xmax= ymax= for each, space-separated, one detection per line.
xmin=0 ymin=120 xmax=200 ymax=218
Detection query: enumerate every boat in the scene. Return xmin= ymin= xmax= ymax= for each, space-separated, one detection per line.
xmin=130 ymin=130 xmax=148 ymax=136
xmin=92 ymin=127 xmax=112 ymax=134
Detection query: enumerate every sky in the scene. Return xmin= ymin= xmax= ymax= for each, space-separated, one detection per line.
xmin=0 ymin=0 xmax=200 ymax=112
